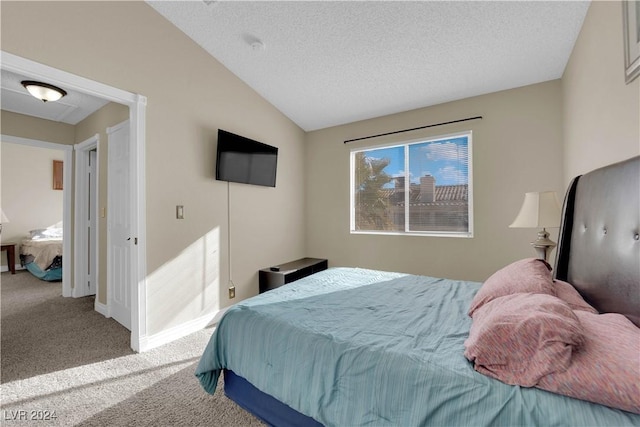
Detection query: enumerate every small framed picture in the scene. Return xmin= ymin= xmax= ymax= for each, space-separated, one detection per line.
xmin=623 ymin=0 xmax=640 ymax=84
xmin=53 ymin=160 xmax=63 ymax=190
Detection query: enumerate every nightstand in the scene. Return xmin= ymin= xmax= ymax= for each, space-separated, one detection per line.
xmin=1 ymin=243 xmax=17 ymax=274
xmin=259 ymin=257 xmax=328 ymax=293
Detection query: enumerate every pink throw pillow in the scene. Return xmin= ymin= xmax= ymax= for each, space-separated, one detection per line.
xmin=464 ymin=293 xmax=584 ymax=387
xmin=468 ymin=258 xmax=556 ymax=317
xmin=553 ymin=279 xmax=598 ymax=314
xmin=538 ymin=311 xmax=640 ymax=414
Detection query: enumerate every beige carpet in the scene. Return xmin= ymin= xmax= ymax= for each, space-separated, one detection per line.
xmin=0 ymin=271 xmax=264 ymax=426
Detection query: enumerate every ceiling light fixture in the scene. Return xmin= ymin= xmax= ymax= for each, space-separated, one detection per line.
xmin=21 ymin=80 xmax=67 ymax=103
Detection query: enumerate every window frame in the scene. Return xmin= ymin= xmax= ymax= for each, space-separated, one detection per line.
xmin=349 ymin=131 xmax=473 ymax=238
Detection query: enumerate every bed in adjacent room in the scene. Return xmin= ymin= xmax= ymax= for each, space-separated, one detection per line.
xmin=19 ymin=227 xmax=63 ymax=281
xmin=196 ymin=156 xmax=640 ymax=426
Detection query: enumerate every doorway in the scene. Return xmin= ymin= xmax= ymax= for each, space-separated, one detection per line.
xmin=1 ymin=51 xmax=148 ymax=351
xmin=0 ymin=135 xmax=73 ymax=294
xmin=74 ymin=135 xmax=99 ymax=299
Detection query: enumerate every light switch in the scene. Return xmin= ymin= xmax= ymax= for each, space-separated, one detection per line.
xmin=101 ymin=207 xmax=106 ymax=218
xmin=176 ymin=205 xmax=184 ymax=219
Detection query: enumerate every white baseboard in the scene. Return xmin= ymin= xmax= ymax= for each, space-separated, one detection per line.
xmin=138 ymin=306 xmax=231 ymax=352
xmin=0 ymin=264 xmax=25 ymax=273
xmin=94 ymin=300 xmax=110 ymax=318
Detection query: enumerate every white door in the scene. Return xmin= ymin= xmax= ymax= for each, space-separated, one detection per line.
xmin=74 ymin=137 xmax=99 ymax=299
xmin=107 ymin=121 xmax=132 ymax=330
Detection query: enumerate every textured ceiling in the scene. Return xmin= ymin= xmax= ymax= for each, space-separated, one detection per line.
xmin=148 ymin=0 xmax=590 ymax=131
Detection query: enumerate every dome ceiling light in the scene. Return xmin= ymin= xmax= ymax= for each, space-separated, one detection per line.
xmin=21 ymin=80 xmax=68 ymax=103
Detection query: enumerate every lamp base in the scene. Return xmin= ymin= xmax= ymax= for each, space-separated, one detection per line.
xmin=530 ymin=228 xmax=556 ymax=262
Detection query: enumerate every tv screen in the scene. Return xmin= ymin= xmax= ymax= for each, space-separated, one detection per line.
xmin=216 ymin=129 xmax=278 ymax=187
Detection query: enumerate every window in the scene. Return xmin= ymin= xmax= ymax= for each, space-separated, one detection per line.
xmin=350 ymin=132 xmax=472 ymax=237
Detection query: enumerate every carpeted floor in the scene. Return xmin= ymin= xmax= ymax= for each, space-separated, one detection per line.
xmin=0 ymin=271 xmax=264 ymax=426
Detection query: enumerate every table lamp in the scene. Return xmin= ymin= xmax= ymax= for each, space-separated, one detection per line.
xmin=0 ymin=209 xmax=8 ymax=234
xmin=509 ymin=191 xmax=561 ymax=262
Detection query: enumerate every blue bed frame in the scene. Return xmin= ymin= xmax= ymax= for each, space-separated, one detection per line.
xmin=224 ymin=370 xmax=321 ymax=427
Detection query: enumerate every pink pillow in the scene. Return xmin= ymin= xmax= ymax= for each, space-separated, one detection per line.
xmin=468 ymin=258 xmax=556 ymax=317
xmin=553 ymin=280 xmax=598 ymax=314
xmin=538 ymin=311 xmax=640 ymax=414
xmin=464 ymin=293 xmax=584 ymax=387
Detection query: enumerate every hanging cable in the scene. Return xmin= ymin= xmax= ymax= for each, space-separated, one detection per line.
xmin=227 ymin=180 xmax=234 ymax=287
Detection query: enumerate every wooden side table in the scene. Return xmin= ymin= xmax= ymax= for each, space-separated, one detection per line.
xmin=1 ymin=243 xmax=16 ymax=274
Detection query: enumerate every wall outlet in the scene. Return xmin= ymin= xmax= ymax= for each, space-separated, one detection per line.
xmin=228 ymin=286 xmax=235 ymax=299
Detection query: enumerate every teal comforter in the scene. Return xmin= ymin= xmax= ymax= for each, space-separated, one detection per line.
xmin=196 ymin=267 xmax=640 ymax=426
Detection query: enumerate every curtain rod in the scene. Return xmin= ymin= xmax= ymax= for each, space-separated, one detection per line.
xmin=343 ymin=115 xmax=483 ymax=144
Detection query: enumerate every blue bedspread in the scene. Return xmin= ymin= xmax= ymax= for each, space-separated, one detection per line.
xmin=196 ymin=267 xmax=640 ymax=426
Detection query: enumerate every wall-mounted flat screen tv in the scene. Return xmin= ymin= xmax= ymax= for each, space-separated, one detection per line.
xmin=216 ymin=129 xmax=278 ymax=187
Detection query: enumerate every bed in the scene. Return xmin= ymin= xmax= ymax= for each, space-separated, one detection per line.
xmin=19 ymin=227 xmax=63 ymax=281
xmin=196 ymin=156 xmax=640 ymax=426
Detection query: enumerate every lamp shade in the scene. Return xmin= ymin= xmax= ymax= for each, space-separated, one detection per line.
xmin=1 ymin=209 xmax=9 ymax=223
xmin=509 ymin=191 xmax=561 ymax=228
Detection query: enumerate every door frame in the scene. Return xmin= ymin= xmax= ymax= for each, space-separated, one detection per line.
xmin=0 ymin=134 xmax=73 ymax=296
xmin=1 ymin=51 xmax=148 ymax=352
xmin=74 ymin=134 xmax=99 ymax=299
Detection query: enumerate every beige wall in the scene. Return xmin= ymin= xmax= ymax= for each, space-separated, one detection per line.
xmin=306 ymin=81 xmax=564 ymax=282
xmin=1 ymin=2 xmax=307 ymax=336
xmin=1 ymin=110 xmax=75 ymax=146
xmin=0 ymin=142 xmax=64 ymax=269
xmin=562 ymin=1 xmax=640 ymax=184
xmin=75 ymin=102 xmax=129 ymax=305
xmin=305 ymin=1 xmax=639 ymax=284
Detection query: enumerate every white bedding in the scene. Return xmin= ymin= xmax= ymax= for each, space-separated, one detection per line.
xmin=20 ymin=238 xmax=63 ymax=270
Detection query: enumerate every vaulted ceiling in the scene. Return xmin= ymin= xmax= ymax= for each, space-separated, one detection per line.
xmin=148 ymin=1 xmax=590 ymax=131
xmin=1 ymin=1 xmax=590 ymax=131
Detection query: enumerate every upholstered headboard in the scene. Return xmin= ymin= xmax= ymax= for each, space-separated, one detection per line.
xmin=554 ymin=156 xmax=640 ymax=327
